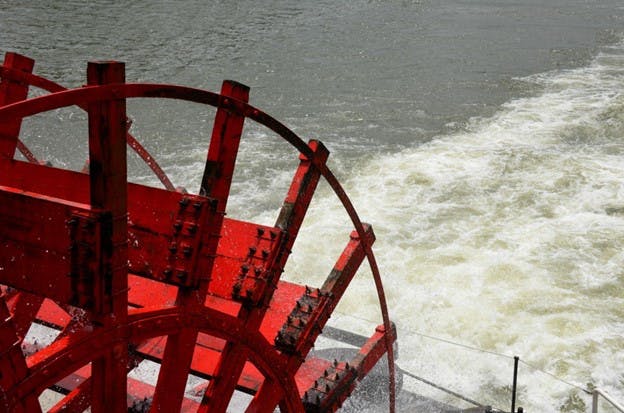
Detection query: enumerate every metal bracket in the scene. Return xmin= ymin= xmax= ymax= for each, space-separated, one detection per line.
xmin=161 ymin=196 xmax=210 ymax=288
xmin=231 ymin=227 xmax=281 ymax=307
xmin=302 ymin=360 xmax=358 ymax=413
xmin=275 ymin=286 xmax=331 ymax=355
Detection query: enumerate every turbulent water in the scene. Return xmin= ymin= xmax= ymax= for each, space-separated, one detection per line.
xmin=3 ymin=1 xmax=624 ymax=411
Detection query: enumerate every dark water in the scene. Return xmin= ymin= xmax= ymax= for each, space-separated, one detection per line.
xmin=3 ymin=0 xmax=623 ymax=149
xmin=3 ymin=1 xmax=624 ymax=411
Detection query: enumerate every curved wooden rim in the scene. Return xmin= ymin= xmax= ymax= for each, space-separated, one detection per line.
xmin=16 ymin=306 xmax=301 ymax=411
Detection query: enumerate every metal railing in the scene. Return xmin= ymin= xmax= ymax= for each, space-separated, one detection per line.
xmin=592 ymin=388 xmax=624 ymax=413
xmin=331 ymin=313 xmax=624 ymax=413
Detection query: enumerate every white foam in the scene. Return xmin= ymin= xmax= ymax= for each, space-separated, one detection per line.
xmin=279 ymin=40 xmax=624 ymax=410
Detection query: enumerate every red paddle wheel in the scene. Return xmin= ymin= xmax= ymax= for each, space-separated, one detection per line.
xmin=0 ymin=52 xmax=396 ymax=413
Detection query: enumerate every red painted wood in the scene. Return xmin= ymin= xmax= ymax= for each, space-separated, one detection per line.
xmin=0 ymin=53 xmax=48 ymax=357
xmin=149 ymin=80 xmax=250 ymax=413
xmin=0 ymin=296 xmax=42 ymax=413
xmin=0 ymin=52 xmax=33 ymax=160
xmin=0 ymin=53 xmax=396 ymax=413
xmin=5 ymin=292 xmax=43 ymax=341
xmin=86 ymin=60 xmax=129 ymax=413
xmin=248 ymin=226 xmax=375 ymax=411
xmin=200 ymin=140 xmax=328 ymax=413
xmin=0 ymin=185 xmax=99 ymax=306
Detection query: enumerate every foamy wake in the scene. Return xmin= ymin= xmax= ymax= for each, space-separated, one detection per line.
xmin=281 ymin=40 xmax=624 ymax=411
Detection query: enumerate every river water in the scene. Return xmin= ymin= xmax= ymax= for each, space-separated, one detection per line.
xmin=2 ymin=1 xmax=624 ymax=411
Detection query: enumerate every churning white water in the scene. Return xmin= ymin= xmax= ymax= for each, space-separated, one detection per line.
xmin=275 ymin=41 xmax=624 ymax=411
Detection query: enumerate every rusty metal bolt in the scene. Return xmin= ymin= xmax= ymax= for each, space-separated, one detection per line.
xmin=173 ymin=220 xmax=182 ymax=232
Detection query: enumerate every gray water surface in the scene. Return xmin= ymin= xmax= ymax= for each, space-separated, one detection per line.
xmin=3 ymin=0 xmax=623 ymax=149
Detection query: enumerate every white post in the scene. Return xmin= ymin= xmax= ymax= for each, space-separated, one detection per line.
xmin=593 ymin=388 xmax=624 ymax=413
